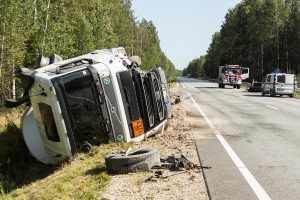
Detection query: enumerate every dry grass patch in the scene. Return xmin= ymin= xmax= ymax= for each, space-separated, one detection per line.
xmin=2 ymin=142 xmax=133 ymax=200
xmin=0 ymin=110 xmax=134 ymax=200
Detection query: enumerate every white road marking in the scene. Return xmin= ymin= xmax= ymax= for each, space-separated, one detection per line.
xmin=178 ymin=77 xmax=186 ymax=89
xmin=187 ymin=92 xmax=271 ymax=200
xmin=265 ymin=105 xmax=279 ymax=110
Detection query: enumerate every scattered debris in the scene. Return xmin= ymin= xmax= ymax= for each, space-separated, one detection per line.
xmin=125 ymin=147 xmax=133 ymax=156
xmin=188 ymin=175 xmax=196 ymax=181
xmin=158 ymin=154 xmax=199 ymax=171
xmin=172 ymin=96 xmax=181 ymax=105
xmin=143 ymin=154 xmax=204 ymax=183
xmin=201 ymin=166 xmax=212 ymax=169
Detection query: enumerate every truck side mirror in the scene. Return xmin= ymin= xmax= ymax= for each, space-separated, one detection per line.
xmin=129 ymin=56 xmax=142 ymax=66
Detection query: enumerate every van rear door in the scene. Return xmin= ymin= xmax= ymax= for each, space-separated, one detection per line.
xmin=284 ymin=74 xmax=295 ymax=93
xmin=276 ymin=74 xmax=294 ymax=93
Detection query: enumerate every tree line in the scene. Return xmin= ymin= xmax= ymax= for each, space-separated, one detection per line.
xmin=0 ymin=0 xmax=176 ymax=106
xmin=184 ymin=0 xmax=300 ymax=81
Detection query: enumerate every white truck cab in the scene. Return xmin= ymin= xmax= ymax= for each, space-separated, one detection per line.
xmin=6 ymin=48 xmax=172 ymax=164
xmin=262 ymin=73 xmax=296 ymax=97
xmin=242 ymin=68 xmax=249 ymax=80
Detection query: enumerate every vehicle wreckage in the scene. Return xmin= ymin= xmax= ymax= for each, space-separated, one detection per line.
xmin=5 ymin=47 xmax=172 ymax=165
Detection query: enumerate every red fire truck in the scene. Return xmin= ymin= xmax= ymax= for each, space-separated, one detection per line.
xmin=218 ymin=65 xmax=242 ymax=89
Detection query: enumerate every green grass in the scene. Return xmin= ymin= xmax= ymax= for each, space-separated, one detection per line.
xmin=0 ymin=113 xmax=134 ymax=200
xmin=168 ymin=82 xmax=177 ymax=88
xmin=295 ymin=92 xmax=300 ymax=99
xmin=168 ymin=77 xmax=178 ymax=88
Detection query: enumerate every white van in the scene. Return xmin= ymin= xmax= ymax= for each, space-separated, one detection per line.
xmin=262 ymin=73 xmax=296 ymax=97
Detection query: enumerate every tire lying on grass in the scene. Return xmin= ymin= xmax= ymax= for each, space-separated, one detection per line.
xmin=105 ymin=148 xmax=160 ymax=174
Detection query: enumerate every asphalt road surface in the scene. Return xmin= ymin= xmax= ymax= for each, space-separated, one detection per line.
xmin=179 ymin=77 xmax=300 ymax=200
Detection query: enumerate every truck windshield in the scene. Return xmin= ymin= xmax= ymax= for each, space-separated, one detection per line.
xmin=53 ymin=69 xmax=107 ymax=148
xmin=225 ymin=68 xmax=242 ymax=74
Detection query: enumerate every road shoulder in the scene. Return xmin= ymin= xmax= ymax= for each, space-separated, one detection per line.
xmin=101 ymin=85 xmax=209 ymax=200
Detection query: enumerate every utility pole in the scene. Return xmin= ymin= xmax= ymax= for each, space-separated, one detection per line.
xmin=131 ymin=19 xmax=134 ymax=56
xmin=12 ymin=61 xmax=16 ymax=100
xmin=0 ymin=22 xmax=5 ymax=89
xmin=0 ymin=34 xmax=4 ymax=77
xmin=41 ymin=0 xmax=51 ymax=53
xmin=275 ymin=0 xmax=280 ymax=70
xmin=33 ymin=0 xmax=37 ymax=23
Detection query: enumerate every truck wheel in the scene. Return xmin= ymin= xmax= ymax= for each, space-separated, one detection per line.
xmin=270 ymin=90 xmax=275 ymax=97
xmin=237 ymin=85 xmax=240 ymax=89
xmin=105 ymin=148 xmax=160 ymax=174
xmin=289 ymin=94 xmax=294 ymax=98
xmin=218 ymin=83 xmax=221 ymax=88
xmin=262 ymin=90 xmax=265 ymax=96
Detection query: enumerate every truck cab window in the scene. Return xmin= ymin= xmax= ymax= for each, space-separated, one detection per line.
xmin=38 ymin=103 xmax=60 ymax=142
xmin=57 ymin=69 xmax=107 ymax=147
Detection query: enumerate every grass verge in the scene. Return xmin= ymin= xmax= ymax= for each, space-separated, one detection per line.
xmin=0 ymin=112 xmax=133 ymax=200
xmin=168 ymin=77 xmax=178 ymax=88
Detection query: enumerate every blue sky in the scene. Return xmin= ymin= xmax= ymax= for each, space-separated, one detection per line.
xmin=132 ymin=0 xmax=242 ymax=69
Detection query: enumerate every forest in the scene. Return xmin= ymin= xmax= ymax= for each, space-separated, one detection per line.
xmin=184 ymin=0 xmax=300 ymax=81
xmin=0 ymin=0 xmax=176 ymax=107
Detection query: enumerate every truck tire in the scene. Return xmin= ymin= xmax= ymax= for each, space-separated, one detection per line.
xmin=218 ymin=83 xmax=221 ymax=88
xmin=237 ymin=85 xmax=240 ymax=89
xmin=262 ymin=90 xmax=265 ymax=96
xmin=105 ymin=148 xmax=160 ymax=174
xmin=270 ymin=89 xmax=275 ymax=97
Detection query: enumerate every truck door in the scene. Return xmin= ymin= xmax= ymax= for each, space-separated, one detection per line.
xmin=242 ymin=68 xmax=249 ymax=80
xmin=52 ymin=69 xmax=109 ymax=152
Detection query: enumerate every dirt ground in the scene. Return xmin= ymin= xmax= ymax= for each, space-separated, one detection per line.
xmin=101 ymin=84 xmax=209 ymax=200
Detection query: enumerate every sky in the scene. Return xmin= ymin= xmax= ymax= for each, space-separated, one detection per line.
xmin=131 ymin=0 xmax=242 ymax=69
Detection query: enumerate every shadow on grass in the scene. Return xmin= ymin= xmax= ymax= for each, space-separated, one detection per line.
xmin=0 ymin=121 xmax=57 ymax=194
xmin=85 ymin=166 xmax=107 ymax=176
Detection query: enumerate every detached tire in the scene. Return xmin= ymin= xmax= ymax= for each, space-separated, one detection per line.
xmin=105 ymin=148 xmax=160 ymax=174
xmin=270 ymin=89 xmax=275 ymax=97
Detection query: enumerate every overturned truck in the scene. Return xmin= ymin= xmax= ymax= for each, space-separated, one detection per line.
xmin=6 ymin=47 xmax=172 ymax=164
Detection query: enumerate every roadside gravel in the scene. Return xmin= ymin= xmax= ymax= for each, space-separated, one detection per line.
xmin=101 ymin=84 xmax=209 ymax=200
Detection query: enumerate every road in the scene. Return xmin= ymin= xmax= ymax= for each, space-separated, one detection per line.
xmin=179 ymin=77 xmax=300 ymax=200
